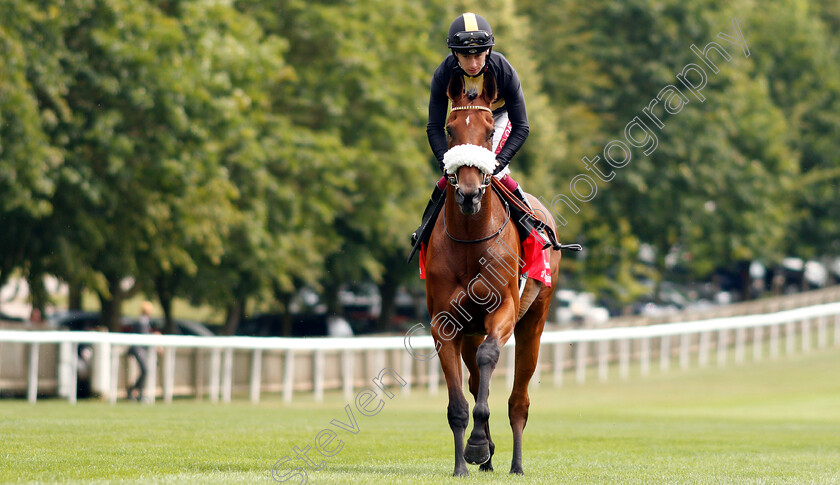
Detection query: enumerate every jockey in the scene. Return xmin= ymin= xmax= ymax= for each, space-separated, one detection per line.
xmin=411 ymin=12 xmax=550 ymax=249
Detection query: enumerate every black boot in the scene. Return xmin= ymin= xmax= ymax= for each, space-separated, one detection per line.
xmin=410 ymin=185 xmax=445 ymax=247
xmin=512 ymin=186 xmax=552 ymax=249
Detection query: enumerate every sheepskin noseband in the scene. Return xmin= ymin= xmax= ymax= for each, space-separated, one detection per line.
xmin=443 ymin=144 xmax=497 ymax=175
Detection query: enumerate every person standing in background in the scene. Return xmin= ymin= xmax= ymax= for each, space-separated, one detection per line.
xmin=126 ymin=301 xmax=153 ymax=402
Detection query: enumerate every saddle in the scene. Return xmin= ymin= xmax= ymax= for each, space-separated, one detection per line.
xmin=490 ymin=179 xmax=582 ymax=253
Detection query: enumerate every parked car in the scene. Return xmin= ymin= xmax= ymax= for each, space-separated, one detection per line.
xmin=147 ymin=317 xmax=215 ymax=336
xmin=0 ymin=311 xmax=26 ymax=323
xmin=47 ymin=311 xmax=214 ymax=398
xmin=47 ymin=310 xmax=102 ymax=331
xmin=237 ymin=313 xmax=354 ymax=338
xmin=554 ymin=290 xmax=610 ymax=327
xmin=49 ymin=311 xmax=214 ymax=336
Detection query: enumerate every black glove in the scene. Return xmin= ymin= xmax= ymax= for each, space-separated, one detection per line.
xmin=492 ymin=159 xmax=508 ymax=175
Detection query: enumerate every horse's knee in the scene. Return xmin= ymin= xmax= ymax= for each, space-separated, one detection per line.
xmin=447 ymin=401 xmax=469 ymax=430
xmin=508 ymin=396 xmax=530 ymax=426
xmin=472 ymin=402 xmax=490 ymax=423
xmin=476 ymin=340 xmax=500 ymax=368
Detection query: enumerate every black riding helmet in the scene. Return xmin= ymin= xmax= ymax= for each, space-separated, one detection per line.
xmin=447 ymin=12 xmax=495 ymax=55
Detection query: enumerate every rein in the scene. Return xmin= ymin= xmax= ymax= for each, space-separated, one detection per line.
xmin=444 ymin=192 xmax=511 ymax=244
xmin=491 ymin=177 xmax=537 ymax=218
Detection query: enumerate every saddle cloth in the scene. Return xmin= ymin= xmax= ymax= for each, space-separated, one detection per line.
xmin=418 ymin=229 xmax=551 ymax=287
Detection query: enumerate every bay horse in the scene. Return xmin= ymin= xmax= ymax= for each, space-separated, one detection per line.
xmin=424 ymin=72 xmax=561 ymax=476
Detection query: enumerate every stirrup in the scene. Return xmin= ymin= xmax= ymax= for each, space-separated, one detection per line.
xmin=406 ymin=186 xmax=446 ymax=262
xmin=514 ymin=187 xmax=552 ymax=250
xmin=537 ymin=229 xmax=553 ymax=250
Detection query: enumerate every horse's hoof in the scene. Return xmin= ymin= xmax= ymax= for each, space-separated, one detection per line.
xmin=479 ymin=460 xmax=494 ymax=472
xmin=509 ymin=465 xmax=524 ymax=475
xmin=453 ymin=466 xmax=469 ymax=477
xmin=464 ymin=442 xmax=491 ymax=465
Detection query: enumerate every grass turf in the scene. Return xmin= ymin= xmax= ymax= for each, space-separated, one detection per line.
xmin=1 ymin=347 xmax=839 ymax=484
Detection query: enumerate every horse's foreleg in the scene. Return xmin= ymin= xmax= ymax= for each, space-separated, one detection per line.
xmin=462 ymin=335 xmax=495 ymax=472
xmin=464 ymin=335 xmax=501 ymax=466
xmin=438 ymin=338 xmax=470 ymax=477
xmin=508 ymin=314 xmax=545 ymax=475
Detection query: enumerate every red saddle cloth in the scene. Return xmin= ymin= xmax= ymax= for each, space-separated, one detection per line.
xmin=419 ymin=229 xmax=551 ymax=287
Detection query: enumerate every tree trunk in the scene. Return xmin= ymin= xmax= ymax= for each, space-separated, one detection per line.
xmin=825 ymin=257 xmax=838 ymax=287
xmin=100 ymin=276 xmax=125 ymax=332
xmin=323 ymin=280 xmax=342 ymax=317
xmin=801 ymin=268 xmax=809 ymax=292
xmin=0 ymin=266 xmax=10 ymax=313
xmin=68 ymin=281 xmax=83 ymax=311
xmin=740 ymin=262 xmax=752 ymax=301
xmin=274 ymin=289 xmax=294 ymax=337
xmin=154 ymin=274 xmax=177 ymax=334
xmin=771 ymin=268 xmax=784 ymax=296
xmin=375 ymin=271 xmax=399 ymax=333
xmin=99 ymin=275 xmax=139 ymax=332
xmin=159 ymin=292 xmax=175 ymax=335
xmin=26 ymin=272 xmax=49 ymax=315
xmin=653 ymin=253 xmax=666 ymax=304
xmin=222 ymin=295 xmax=246 ymax=336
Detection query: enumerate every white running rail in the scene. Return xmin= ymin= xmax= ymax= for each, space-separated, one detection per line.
xmin=1 ymin=301 xmax=838 ymax=404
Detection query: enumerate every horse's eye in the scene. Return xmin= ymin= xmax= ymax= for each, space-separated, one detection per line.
xmin=487 ymin=130 xmax=495 ymax=141
xmin=446 ymin=126 xmax=453 ymax=138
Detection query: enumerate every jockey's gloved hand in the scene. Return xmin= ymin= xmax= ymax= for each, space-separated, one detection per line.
xmin=492 ymin=159 xmax=508 ymax=175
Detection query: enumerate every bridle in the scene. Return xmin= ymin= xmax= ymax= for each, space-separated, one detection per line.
xmin=444 ymin=103 xmax=507 ymax=243
xmin=449 ymin=105 xmax=493 ymax=114
xmin=445 ymin=104 xmax=495 ymax=191
xmin=444 ymin=193 xmax=511 ymax=244
xmin=446 ymin=171 xmax=492 ymax=192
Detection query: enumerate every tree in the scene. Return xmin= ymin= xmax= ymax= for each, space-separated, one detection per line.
xmin=0 ymin=2 xmax=67 ymax=310
xmin=743 ymin=2 xmax=840 ymax=262
xmin=522 ymin=0 xmax=798 ymax=301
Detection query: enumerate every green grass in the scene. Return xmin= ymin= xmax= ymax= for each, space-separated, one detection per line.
xmin=2 ymin=348 xmax=839 ymax=484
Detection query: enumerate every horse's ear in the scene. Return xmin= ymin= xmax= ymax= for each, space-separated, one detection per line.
xmin=481 ymin=73 xmax=498 ymax=106
xmin=447 ymin=74 xmax=464 ymax=101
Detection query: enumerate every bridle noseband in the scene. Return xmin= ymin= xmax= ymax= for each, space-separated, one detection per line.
xmin=447 ymin=171 xmax=492 ymax=192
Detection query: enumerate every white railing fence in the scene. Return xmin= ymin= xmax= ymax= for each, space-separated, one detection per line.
xmin=1 ymin=301 xmax=839 ymax=404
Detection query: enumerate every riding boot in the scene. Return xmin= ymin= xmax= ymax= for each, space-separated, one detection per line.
xmin=512 ymin=186 xmax=553 ymax=249
xmin=410 ymin=185 xmax=445 ymax=247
